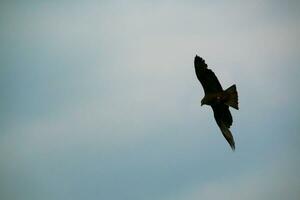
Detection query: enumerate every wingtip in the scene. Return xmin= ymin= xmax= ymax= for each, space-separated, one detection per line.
xmin=230 ymin=143 xmax=236 ymax=151
xmin=219 ymin=123 xmax=236 ymax=151
xmin=194 ymin=54 xmax=201 ymax=60
xmin=194 ymin=55 xmax=206 ymax=66
xmin=228 ymin=137 xmax=235 ymax=151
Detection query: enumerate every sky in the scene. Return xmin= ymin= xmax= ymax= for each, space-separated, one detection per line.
xmin=1 ymin=1 xmax=300 ymax=200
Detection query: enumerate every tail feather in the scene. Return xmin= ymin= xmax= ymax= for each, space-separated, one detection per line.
xmin=225 ymin=84 xmax=239 ymax=110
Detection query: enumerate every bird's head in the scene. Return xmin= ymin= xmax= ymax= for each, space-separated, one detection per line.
xmin=201 ymin=98 xmax=205 ymax=106
xmin=201 ymin=96 xmax=210 ymax=106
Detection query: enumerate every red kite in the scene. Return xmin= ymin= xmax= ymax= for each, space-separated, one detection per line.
xmin=194 ymin=55 xmax=239 ymax=150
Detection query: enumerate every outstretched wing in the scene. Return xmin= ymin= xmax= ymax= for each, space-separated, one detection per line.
xmin=194 ymin=55 xmax=223 ymax=94
xmin=212 ymin=104 xmax=235 ymax=150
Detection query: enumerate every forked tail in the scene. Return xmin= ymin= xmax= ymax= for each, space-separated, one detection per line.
xmin=225 ymin=84 xmax=239 ymax=110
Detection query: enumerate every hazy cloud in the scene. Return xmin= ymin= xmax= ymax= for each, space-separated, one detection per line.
xmin=1 ymin=1 xmax=299 ymax=200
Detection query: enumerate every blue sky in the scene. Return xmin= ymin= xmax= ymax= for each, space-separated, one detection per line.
xmin=1 ymin=1 xmax=300 ymax=199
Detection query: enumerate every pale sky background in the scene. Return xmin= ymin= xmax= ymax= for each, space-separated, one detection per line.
xmin=1 ymin=1 xmax=300 ymax=200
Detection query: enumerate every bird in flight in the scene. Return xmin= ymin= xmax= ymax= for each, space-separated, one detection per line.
xmin=194 ymin=55 xmax=239 ymax=150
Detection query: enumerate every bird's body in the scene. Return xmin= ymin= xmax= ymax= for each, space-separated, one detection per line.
xmin=202 ymin=91 xmax=229 ymax=106
xmin=194 ymin=55 xmax=239 ymax=150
